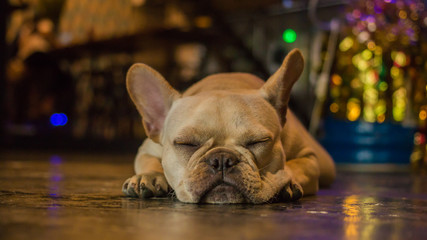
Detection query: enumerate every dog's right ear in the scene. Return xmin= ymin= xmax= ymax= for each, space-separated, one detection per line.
xmin=259 ymin=49 xmax=304 ymax=125
xmin=126 ymin=64 xmax=181 ymax=143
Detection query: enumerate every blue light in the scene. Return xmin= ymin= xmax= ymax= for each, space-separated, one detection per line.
xmin=50 ymin=113 xmax=68 ymax=127
xmin=282 ymin=0 xmax=293 ymax=8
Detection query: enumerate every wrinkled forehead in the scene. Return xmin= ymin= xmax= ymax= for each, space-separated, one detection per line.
xmin=163 ymin=92 xmax=281 ymax=140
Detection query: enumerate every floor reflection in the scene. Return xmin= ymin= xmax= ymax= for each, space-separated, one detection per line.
xmin=343 ymin=195 xmax=361 ymax=240
xmin=1 ymin=152 xmax=427 ymax=240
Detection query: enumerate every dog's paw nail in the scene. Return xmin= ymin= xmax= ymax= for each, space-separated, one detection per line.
xmin=280 ymin=188 xmax=291 ymax=202
xmin=155 ymin=184 xmax=167 ymax=196
xmin=138 ymin=183 xmax=153 ymax=198
xmin=291 ymin=188 xmax=302 ymax=201
xmin=140 ymin=188 xmax=154 ymax=199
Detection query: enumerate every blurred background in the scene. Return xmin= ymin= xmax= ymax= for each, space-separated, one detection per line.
xmin=1 ymin=0 xmax=427 ymax=171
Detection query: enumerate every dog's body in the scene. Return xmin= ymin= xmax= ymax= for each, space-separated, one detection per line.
xmin=122 ymin=49 xmax=335 ymax=204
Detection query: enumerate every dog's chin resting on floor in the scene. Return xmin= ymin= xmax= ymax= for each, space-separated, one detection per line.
xmin=122 ymin=49 xmax=336 ymax=204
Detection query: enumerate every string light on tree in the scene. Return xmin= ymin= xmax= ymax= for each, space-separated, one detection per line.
xmin=327 ymin=0 xmax=427 ymax=170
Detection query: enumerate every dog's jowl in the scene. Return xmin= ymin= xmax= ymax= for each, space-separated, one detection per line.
xmin=122 ymin=49 xmax=336 ymax=204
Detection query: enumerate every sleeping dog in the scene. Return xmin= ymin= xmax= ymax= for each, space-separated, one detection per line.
xmin=122 ymin=49 xmax=335 ymax=203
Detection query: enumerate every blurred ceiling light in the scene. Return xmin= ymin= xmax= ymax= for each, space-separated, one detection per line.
xmin=195 ymin=16 xmax=212 ymax=29
xmin=131 ymin=0 xmax=146 ymax=7
xmin=37 ymin=18 xmax=54 ymax=34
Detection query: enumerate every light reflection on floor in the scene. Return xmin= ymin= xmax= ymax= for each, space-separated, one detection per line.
xmin=0 ymin=151 xmax=426 ymax=240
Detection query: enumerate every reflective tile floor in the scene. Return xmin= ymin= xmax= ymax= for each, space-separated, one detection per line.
xmin=1 ymin=151 xmax=427 ymax=240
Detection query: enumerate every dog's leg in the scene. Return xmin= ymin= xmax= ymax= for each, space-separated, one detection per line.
xmin=279 ymin=112 xmax=335 ymax=200
xmin=285 ymin=156 xmax=320 ymax=196
xmin=122 ymin=139 xmax=169 ymax=198
xmin=276 ymin=155 xmax=319 ymax=202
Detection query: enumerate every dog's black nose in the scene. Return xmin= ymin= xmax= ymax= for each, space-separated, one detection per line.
xmin=206 ymin=152 xmax=239 ymax=172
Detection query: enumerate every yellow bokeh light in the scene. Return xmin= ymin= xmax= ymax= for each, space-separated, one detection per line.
xmin=351 ymin=78 xmax=362 ymax=89
xmin=361 ymin=49 xmax=373 ymax=60
xmin=399 ymin=10 xmax=407 ymax=19
xmin=374 ymin=46 xmax=382 ymax=55
xmin=332 ymin=74 xmax=343 ymax=85
xmin=358 ymin=60 xmax=368 ymax=71
xmin=375 ymin=99 xmax=387 ymax=115
xmin=377 ymin=114 xmax=385 ymax=123
xmin=390 ymin=66 xmax=401 ymax=78
xmin=367 ymin=41 xmax=376 ymax=51
xmin=378 ymin=81 xmax=388 ymax=91
xmin=393 ymin=108 xmax=405 ymax=122
xmin=410 ymin=12 xmax=419 ymax=21
xmin=393 ymin=78 xmax=404 ymax=89
xmin=347 ymin=98 xmax=361 ymax=121
xmin=339 ymin=37 xmax=354 ymax=52
xmin=394 ymin=52 xmax=407 ymax=67
xmin=351 ymin=54 xmax=369 ymax=72
xmin=365 ymin=70 xmax=377 ymax=85
xmin=391 ymin=51 xmax=397 ymax=60
xmin=352 ymin=54 xmax=360 ymax=67
xmin=373 ymin=56 xmax=382 ymax=67
xmin=392 ymin=88 xmax=406 ymax=122
xmin=330 ymin=103 xmax=339 ymax=113
xmin=419 ymin=110 xmax=427 ymax=120
xmin=343 ymin=195 xmax=361 ymax=240
xmin=363 ymin=106 xmax=376 ymax=122
xmin=331 ymin=87 xmax=340 ymax=98
xmin=364 ymin=88 xmax=378 ymax=103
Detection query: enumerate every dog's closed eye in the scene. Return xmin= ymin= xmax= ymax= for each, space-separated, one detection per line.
xmin=174 ymin=140 xmax=200 ymax=148
xmin=246 ymin=137 xmax=271 ymax=147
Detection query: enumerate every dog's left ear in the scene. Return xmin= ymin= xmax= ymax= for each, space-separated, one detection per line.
xmin=260 ymin=49 xmax=304 ymax=125
xmin=126 ymin=63 xmax=181 ymax=143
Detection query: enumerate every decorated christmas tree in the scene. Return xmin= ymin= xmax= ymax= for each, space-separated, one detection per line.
xmin=328 ymin=0 xmax=427 ymax=170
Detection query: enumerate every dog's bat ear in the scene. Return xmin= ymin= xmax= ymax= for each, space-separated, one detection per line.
xmin=260 ymin=49 xmax=304 ymax=125
xmin=126 ymin=63 xmax=181 ymax=143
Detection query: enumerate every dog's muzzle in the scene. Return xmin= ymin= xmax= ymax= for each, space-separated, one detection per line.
xmin=199 ymin=148 xmax=247 ymax=203
xmin=204 ymin=149 xmax=240 ymax=174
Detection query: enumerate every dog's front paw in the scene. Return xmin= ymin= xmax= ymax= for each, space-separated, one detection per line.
xmin=278 ymin=180 xmax=303 ymax=202
xmin=122 ymin=172 xmax=169 ymax=199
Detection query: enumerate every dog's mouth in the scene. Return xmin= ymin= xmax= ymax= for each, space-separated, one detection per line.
xmin=200 ymin=182 xmax=247 ymax=204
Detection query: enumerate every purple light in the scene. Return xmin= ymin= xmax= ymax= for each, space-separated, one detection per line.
xmin=374 ymin=6 xmax=383 ymax=14
xmin=50 ymin=155 xmax=62 ymax=165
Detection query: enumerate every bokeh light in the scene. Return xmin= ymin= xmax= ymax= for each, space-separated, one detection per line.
xmin=50 ymin=113 xmax=68 ymax=127
xmin=347 ymin=98 xmax=361 ymax=121
xmin=282 ymin=29 xmax=297 ymax=43
xmin=339 ymin=37 xmax=354 ymax=52
xmin=330 ymin=103 xmax=339 ymax=113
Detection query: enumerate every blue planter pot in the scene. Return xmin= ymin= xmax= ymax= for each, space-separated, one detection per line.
xmin=320 ymin=117 xmax=416 ymax=164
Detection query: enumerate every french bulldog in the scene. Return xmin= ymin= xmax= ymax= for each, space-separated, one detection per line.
xmin=122 ymin=49 xmax=336 ymax=204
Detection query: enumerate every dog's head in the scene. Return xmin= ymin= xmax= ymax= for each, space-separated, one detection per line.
xmin=127 ymin=49 xmax=304 ymax=203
